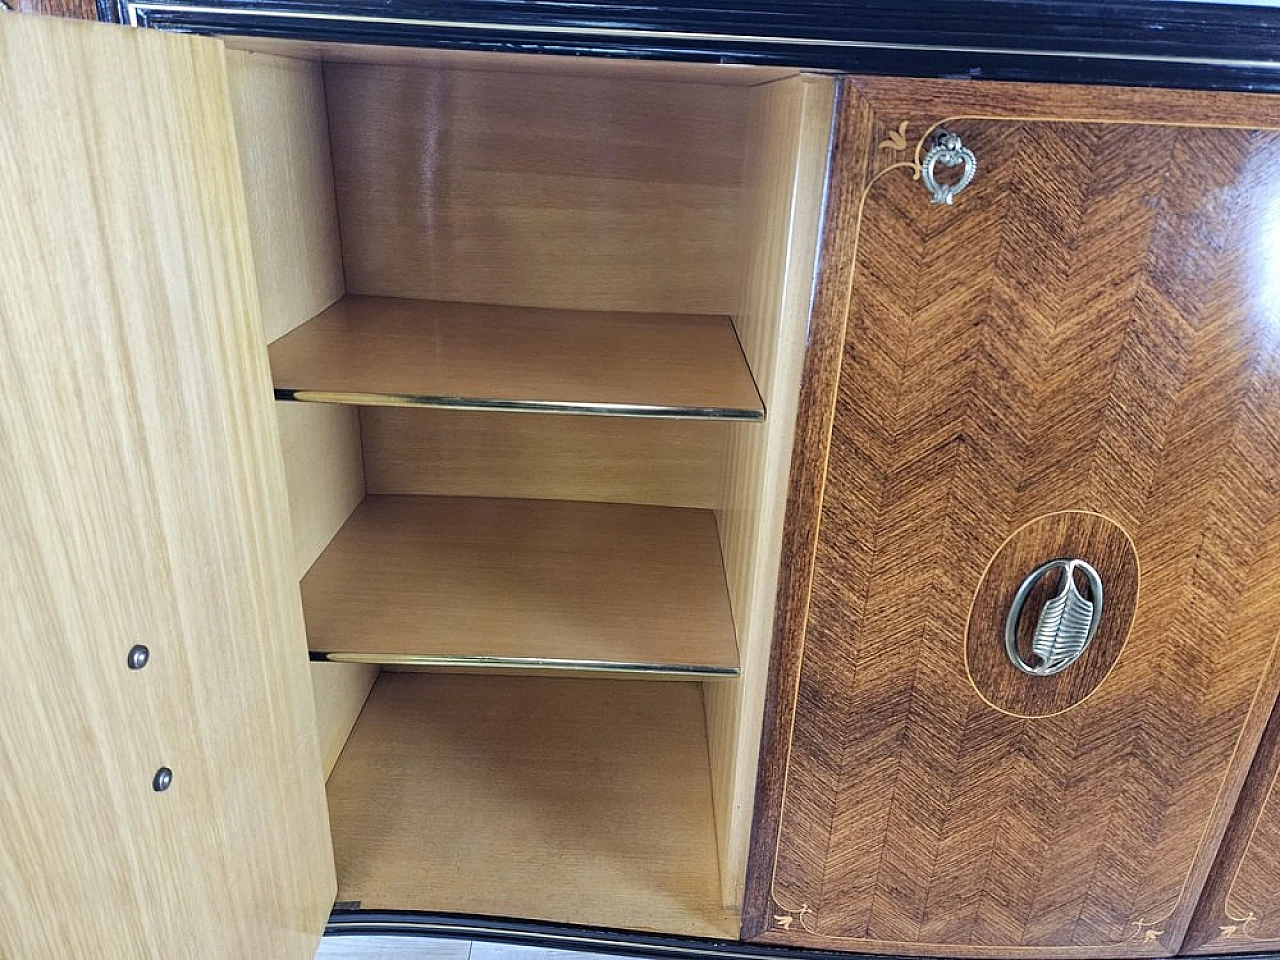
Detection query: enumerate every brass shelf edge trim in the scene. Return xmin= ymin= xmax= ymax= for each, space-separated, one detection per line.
xmin=275 ymin=388 xmax=766 ymax=421
xmin=310 ymin=651 xmax=740 ymax=677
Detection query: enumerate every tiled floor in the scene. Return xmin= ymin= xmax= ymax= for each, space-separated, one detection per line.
xmin=316 ymin=936 xmax=621 ymax=960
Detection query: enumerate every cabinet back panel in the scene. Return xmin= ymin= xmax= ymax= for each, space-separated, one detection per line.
xmin=323 ymin=62 xmax=748 ymax=313
xmin=361 ymin=407 xmax=727 ymax=508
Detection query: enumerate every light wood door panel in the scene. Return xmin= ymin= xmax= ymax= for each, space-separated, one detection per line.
xmin=0 ymin=16 xmax=333 ymax=959
xmin=746 ymin=79 xmax=1280 ymax=958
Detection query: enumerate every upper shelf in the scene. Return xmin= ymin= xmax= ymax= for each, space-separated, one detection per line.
xmin=268 ymin=295 xmax=765 ymax=420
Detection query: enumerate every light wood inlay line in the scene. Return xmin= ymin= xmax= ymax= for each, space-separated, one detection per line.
xmin=269 ymin=296 xmax=765 ymax=419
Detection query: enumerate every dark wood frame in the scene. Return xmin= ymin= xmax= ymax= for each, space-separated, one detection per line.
xmin=9 ymin=0 xmax=97 ymax=17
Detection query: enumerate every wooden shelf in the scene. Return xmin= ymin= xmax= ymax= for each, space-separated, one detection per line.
xmin=301 ymin=495 xmax=739 ymax=677
xmin=269 ymin=295 xmax=764 ymax=419
xmin=326 ymin=672 xmax=738 ymax=937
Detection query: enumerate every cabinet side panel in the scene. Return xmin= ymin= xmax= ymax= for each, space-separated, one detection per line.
xmin=224 ymin=48 xmax=373 ymax=778
xmin=706 ymin=74 xmax=836 ymax=910
xmin=0 ymin=16 xmax=333 ymax=959
xmin=743 ymin=80 xmax=878 ymax=939
xmin=225 ymin=49 xmax=344 ymax=342
xmin=277 ymin=401 xmax=364 ymax=575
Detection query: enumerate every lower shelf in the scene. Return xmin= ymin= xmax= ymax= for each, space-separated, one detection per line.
xmin=325 ymin=672 xmax=738 ymax=938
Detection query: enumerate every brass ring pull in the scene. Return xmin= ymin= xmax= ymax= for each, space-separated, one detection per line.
xmin=1004 ymin=558 xmax=1104 ymax=676
xmin=921 ymin=130 xmax=977 ymax=205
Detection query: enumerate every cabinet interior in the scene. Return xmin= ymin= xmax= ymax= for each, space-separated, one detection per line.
xmin=223 ymin=40 xmax=834 ymax=935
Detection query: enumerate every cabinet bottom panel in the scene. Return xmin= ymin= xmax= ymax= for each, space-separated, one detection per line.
xmin=325 ymin=672 xmax=738 ymax=938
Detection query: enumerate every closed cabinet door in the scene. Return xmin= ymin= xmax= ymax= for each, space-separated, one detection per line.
xmin=745 ymin=78 xmax=1280 ymax=958
xmin=0 ymin=14 xmax=333 ymax=959
xmin=1183 ymin=699 xmax=1280 ymax=954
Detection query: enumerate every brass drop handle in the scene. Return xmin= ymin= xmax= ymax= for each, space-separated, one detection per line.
xmin=921 ymin=130 xmax=977 ymax=205
xmin=1005 ymin=558 xmax=1104 ymax=676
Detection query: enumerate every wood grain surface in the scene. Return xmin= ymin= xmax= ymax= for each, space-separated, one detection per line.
xmin=361 ymin=407 xmax=727 ymax=509
xmin=301 ymin=496 xmax=739 ymax=676
xmin=223 ymin=49 xmax=375 ymax=780
xmin=326 ymin=672 xmax=737 ymax=937
xmin=269 ymin=295 xmax=763 ymax=419
xmin=225 ymin=35 xmax=798 ymax=85
xmin=0 ymin=16 xmax=332 ymax=959
xmin=746 ymin=78 xmax=1280 ymax=958
xmin=224 ymin=50 xmax=343 ymax=344
xmin=226 ymin=50 xmax=360 ymax=574
xmin=744 ymin=75 xmax=879 ymax=948
xmin=7 ymin=0 xmax=97 ymax=18
xmin=324 ymin=60 xmax=747 ymax=314
xmin=1184 ymin=698 xmax=1280 ymax=953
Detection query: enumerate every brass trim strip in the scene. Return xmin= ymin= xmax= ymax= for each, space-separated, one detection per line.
xmin=311 ymin=651 xmax=739 ymax=677
xmin=275 ymin=389 xmax=765 ymax=420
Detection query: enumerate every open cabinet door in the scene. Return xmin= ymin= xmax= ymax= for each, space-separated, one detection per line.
xmin=0 ymin=14 xmax=335 ymax=959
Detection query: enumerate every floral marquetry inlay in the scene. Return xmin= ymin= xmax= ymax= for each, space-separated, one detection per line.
xmin=1125 ymin=920 xmax=1165 ymax=945
xmin=878 ymin=120 xmax=910 ymax=151
xmin=773 ymin=902 xmax=814 ymax=933
xmin=1217 ymin=913 xmax=1260 ymax=941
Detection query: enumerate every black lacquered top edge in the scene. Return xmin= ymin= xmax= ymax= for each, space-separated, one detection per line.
xmin=111 ymin=1 xmax=1280 ymax=94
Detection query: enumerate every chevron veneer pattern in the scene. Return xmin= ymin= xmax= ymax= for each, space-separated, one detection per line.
xmin=747 ymin=102 xmax=1280 ymax=958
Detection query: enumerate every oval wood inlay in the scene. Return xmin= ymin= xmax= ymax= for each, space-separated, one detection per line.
xmin=965 ymin=511 xmax=1139 ymax=718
